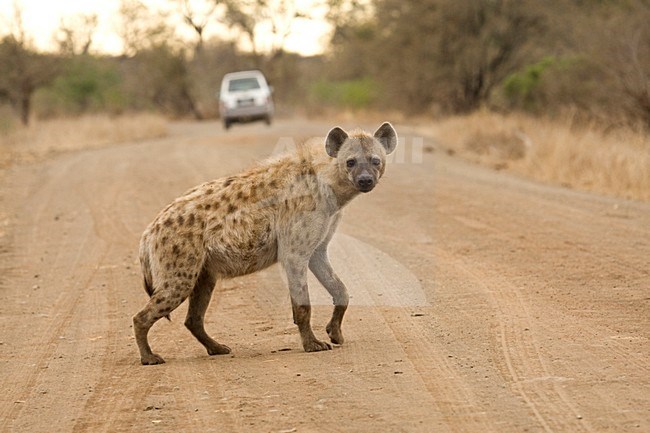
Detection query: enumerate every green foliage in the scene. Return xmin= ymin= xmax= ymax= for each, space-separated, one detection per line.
xmin=503 ymin=57 xmax=558 ymax=110
xmin=503 ymin=56 xmax=577 ymax=111
xmin=309 ymin=78 xmax=378 ymax=110
xmin=36 ymin=56 xmax=127 ymax=116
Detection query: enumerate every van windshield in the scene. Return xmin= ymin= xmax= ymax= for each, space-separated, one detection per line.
xmin=228 ymin=78 xmax=261 ymax=92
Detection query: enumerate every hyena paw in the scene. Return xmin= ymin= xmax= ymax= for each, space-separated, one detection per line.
xmin=207 ymin=343 xmax=231 ymax=356
xmin=303 ymin=338 xmax=332 ymax=352
xmin=140 ymin=353 xmax=166 ymax=365
xmin=326 ymin=323 xmax=344 ymax=345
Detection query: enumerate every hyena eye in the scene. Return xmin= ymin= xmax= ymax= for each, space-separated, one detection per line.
xmin=346 ymin=159 xmax=356 ymax=168
xmin=371 ymin=157 xmax=381 ymax=166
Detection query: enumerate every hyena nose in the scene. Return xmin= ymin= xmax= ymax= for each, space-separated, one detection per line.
xmin=357 ymin=174 xmax=374 ymax=191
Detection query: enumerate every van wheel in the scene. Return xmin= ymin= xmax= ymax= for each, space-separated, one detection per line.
xmin=224 ymin=119 xmax=232 ymax=130
xmin=264 ymin=116 xmax=272 ymax=126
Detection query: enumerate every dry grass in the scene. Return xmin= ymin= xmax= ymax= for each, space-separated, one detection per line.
xmin=417 ymin=110 xmax=650 ymax=202
xmin=0 ymin=113 xmax=169 ymax=168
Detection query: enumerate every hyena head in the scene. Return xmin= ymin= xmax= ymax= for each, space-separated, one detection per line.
xmin=325 ymin=122 xmax=398 ymax=193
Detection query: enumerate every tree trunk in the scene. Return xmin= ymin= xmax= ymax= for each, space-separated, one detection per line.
xmin=181 ymin=85 xmax=203 ymax=120
xmin=20 ymin=91 xmax=31 ymax=126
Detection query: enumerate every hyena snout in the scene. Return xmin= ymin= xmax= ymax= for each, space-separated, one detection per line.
xmin=356 ymin=172 xmax=375 ymax=192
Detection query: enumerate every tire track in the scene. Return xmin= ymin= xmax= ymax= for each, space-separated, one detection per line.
xmin=446 ymin=251 xmax=597 ymax=433
xmin=71 ymin=261 xmax=162 ymax=433
xmin=1 ymin=222 xmax=104 ymax=430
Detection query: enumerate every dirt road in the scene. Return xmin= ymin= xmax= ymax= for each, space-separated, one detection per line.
xmin=1 ymin=119 xmax=648 ymax=432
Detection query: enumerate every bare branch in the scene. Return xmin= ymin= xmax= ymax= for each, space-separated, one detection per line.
xmin=176 ymin=0 xmax=221 ymax=52
xmin=55 ymin=14 xmax=98 ymax=56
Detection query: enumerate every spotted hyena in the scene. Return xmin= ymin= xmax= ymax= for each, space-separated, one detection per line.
xmin=133 ymin=122 xmax=398 ymax=364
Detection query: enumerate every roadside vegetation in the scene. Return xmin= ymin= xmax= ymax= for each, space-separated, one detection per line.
xmin=419 ymin=110 xmax=650 ymax=202
xmin=0 ymin=0 xmax=648 ymax=201
xmin=0 ymin=112 xmax=168 ymax=168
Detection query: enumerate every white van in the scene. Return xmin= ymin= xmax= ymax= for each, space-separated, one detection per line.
xmin=218 ymin=70 xmax=274 ymax=129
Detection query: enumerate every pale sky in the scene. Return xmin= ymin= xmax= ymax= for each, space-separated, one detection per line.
xmin=0 ymin=0 xmax=332 ymax=56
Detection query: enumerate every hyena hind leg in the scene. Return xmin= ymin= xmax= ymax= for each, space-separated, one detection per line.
xmin=184 ymin=267 xmax=231 ymax=356
xmin=133 ymin=292 xmax=184 ymax=365
xmin=133 ymin=274 xmax=197 ymax=365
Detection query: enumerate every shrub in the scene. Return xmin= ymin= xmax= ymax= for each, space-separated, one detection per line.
xmin=309 ymin=77 xmax=378 ymax=110
xmin=35 ymin=56 xmax=127 ymax=117
xmin=503 ymin=57 xmax=557 ymax=111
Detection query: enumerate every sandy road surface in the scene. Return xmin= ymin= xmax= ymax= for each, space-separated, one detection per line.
xmin=0 ymin=119 xmax=648 ymax=433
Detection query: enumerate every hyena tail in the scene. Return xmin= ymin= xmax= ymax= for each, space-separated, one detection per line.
xmin=140 ymin=241 xmax=155 ymax=298
xmin=140 ymin=239 xmax=171 ymax=321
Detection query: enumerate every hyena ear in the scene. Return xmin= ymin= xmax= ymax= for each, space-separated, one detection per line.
xmin=373 ymin=122 xmax=397 ymax=154
xmin=325 ymin=126 xmax=349 ymax=158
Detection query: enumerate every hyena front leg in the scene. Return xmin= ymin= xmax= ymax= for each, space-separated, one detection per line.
xmin=309 ymin=245 xmax=349 ymax=345
xmin=184 ymin=267 xmax=231 ymax=356
xmin=283 ymin=257 xmax=332 ymax=352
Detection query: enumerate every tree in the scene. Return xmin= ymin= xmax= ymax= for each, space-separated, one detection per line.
xmin=598 ymin=5 xmax=650 ymax=127
xmin=0 ymin=6 xmax=58 ymax=125
xmin=123 ymin=43 xmax=202 ymax=118
xmin=224 ymin=0 xmax=310 ymax=62
xmin=117 ymin=0 xmax=176 ymax=57
xmin=376 ymin=0 xmax=543 ymax=113
xmin=325 ymin=0 xmax=544 ymax=114
xmin=515 ymin=0 xmax=650 ymax=127
xmin=326 ymin=0 xmax=375 ymax=80
xmin=617 ymin=28 xmax=650 ymax=127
